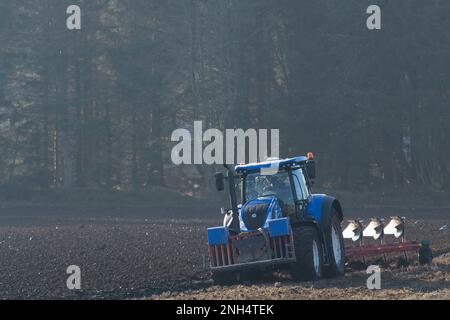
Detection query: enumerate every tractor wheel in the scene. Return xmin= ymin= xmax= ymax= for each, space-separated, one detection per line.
xmin=211 ymin=271 xmax=241 ymax=286
xmin=289 ymin=226 xmax=323 ymax=281
xmin=418 ymin=244 xmax=433 ymax=265
xmin=323 ymin=214 xmax=345 ymax=277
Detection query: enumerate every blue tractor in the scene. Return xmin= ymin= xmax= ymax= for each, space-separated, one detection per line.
xmin=207 ymin=154 xmax=345 ymax=284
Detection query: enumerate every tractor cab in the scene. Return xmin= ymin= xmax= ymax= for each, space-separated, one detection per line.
xmin=235 ymin=156 xmax=314 ymax=231
xmin=215 ymin=155 xmax=316 ymax=234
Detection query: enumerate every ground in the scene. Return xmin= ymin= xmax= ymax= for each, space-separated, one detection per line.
xmin=0 ymin=207 xmax=448 ymax=300
xmin=155 ymin=253 xmax=450 ymax=300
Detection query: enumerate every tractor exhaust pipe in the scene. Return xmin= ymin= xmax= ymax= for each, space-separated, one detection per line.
xmin=223 ymin=164 xmax=241 ymax=234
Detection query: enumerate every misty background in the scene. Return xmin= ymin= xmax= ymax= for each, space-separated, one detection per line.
xmin=0 ymin=0 xmax=449 ymax=209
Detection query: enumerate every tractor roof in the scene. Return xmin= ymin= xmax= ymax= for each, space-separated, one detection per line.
xmin=235 ymin=156 xmax=308 ymax=173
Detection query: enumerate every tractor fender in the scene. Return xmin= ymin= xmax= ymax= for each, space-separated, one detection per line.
xmin=304 ymin=195 xmax=343 ymax=265
xmin=306 ymin=194 xmax=344 ymax=231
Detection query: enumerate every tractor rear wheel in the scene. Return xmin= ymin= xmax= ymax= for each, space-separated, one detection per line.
xmin=289 ymin=226 xmax=323 ymax=281
xmin=324 ymin=214 xmax=345 ymax=277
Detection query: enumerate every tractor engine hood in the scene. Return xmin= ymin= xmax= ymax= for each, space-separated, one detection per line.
xmin=239 ymin=196 xmax=282 ymax=232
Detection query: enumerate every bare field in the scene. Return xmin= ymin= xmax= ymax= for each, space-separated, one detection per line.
xmin=154 ymin=253 xmax=450 ymax=300
xmin=0 ymin=210 xmax=448 ymax=300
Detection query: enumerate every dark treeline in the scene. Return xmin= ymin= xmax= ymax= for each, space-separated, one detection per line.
xmin=0 ymin=0 xmax=449 ymax=201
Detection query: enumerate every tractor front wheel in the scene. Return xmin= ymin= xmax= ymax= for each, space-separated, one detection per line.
xmin=289 ymin=226 xmax=323 ymax=281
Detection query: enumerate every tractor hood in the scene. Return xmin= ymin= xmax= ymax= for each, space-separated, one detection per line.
xmin=239 ymin=196 xmax=282 ymax=232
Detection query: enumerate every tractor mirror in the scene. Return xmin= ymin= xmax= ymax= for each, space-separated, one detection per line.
xmin=306 ymin=160 xmax=316 ymax=180
xmin=215 ymin=172 xmax=225 ymax=191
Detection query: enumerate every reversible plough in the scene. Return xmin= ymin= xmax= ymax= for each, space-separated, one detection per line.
xmin=342 ymin=217 xmax=432 ymax=265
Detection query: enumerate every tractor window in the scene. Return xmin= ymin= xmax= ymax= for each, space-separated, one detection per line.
xmin=292 ymin=169 xmax=310 ymax=200
xmin=244 ymin=172 xmax=295 ymax=214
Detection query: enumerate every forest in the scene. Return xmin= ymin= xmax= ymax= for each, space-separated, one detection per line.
xmin=0 ymin=0 xmax=449 ymax=204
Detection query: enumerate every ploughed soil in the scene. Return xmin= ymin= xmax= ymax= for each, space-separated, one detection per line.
xmin=0 ymin=207 xmax=448 ymax=300
xmin=152 ymin=253 xmax=450 ymax=300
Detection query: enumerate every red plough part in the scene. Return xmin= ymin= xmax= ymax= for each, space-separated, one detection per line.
xmin=345 ymin=241 xmax=421 ymax=258
xmin=342 ymin=216 xmax=433 ymax=265
xmin=208 ymin=230 xmax=295 ymax=269
xmin=209 ymin=240 xmax=235 ymax=267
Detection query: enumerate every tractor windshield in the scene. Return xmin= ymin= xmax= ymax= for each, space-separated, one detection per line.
xmin=243 ymin=171 xmax=294 ymax=212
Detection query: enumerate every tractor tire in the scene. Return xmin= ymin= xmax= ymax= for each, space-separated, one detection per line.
xmin=289 ymin=226 xmax=323 ymax=281
xmin=211 ymin=271 xmax=241 ymax=286
xmin=323 ymin=214 xmax=345 ymax=277
xmin=418 ymin=245 xmax=433 ymax=265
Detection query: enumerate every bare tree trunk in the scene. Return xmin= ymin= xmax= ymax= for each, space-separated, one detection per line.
xmin=131 ymin=112 xmax=139 ymax=189
xmin=105 ymin=103 xmax=113 ymax=189
xmin=190 ymin=0 xmax=199 ymax=120
xmin=75 ymin=34 xmax=84 ymax=188
xmin=60 ymin=49 xmax=72 ymax=190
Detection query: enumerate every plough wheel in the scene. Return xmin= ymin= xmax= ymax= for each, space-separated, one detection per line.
xmin=290 ymin=226 xmax=323 ymax=281
xmin=418 ymin=242 xmax=433 ymax=265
